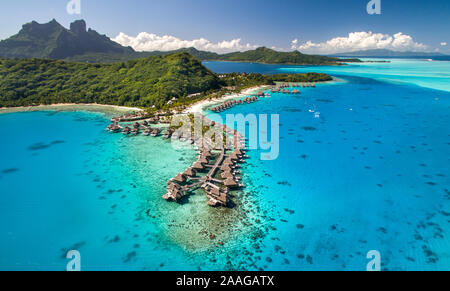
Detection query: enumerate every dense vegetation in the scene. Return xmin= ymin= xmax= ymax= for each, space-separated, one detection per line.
xmin=0 ymin=53 xmax=220 ymax=108
xmin=0 ymin=52 xmax=332 ymax=109
xmin=218 ymin=47 xmax=345 ymax=65
xmin=66 ymin=47 xmax=355 ymax=65
xmin=221 ymin=72 xmax=332 ymax=87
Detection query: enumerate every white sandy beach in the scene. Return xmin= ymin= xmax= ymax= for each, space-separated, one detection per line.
xmin=184 ymin=85 xmax=271 ymax=115
xmin=0 ymin=103 xmax=143 ymax=115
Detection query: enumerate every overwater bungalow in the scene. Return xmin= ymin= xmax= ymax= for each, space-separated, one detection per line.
xmin=223 ymin=177 xmax=239 ymax=188
xmin=122 ymin=126 xmax=131 ymax=135
xmin=111 ymin=113 xmax=148 ymax=123
xmin=193 ymin=161 xmax=206 ymax=171
xmin=109 ymin=124 xmax=121 ymax=133
xmin=142 ymin=128 xmax=151 ymax=136
xmin=148 ymin=117 xmax=159 ymax=124
xmin=183 ymin=167 xmax=197 ymax=178
xmin=199 ymin=156 xmax=209 ymax=165
xmin=229 ymin=151 xmax=241 ymax=161
xmin=131 ymin=127 xmax=140 ymax=135
xmin=221 ymin=171 xmax=234 ymax=180
xmin=173 ymin=173 xmax=187 ymax=183
xmin=200 ymin=150 xmax=212 ymax=160
xmin=234 ymin=148 xmax=245 ymax=155
xmin=151 ymin=128 xmax=161 ymax=137
xmin=163 ymin=182 xmax=183 ymax=201
xmin=220 ymin=164 xmax=233 ymax=172
xmin=205 ymin=184 xmax=229 ymax=207
xmin=222 ymin=158 xmax=235 ymax=167
xmin=256 ymin=91 xmax=265 ymax=97
xmin=192 ymin=161 xmax=205 ymax=171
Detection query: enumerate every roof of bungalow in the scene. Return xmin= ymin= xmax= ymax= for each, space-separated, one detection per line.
xmin=234 ymin=148 xmax=244 ymax=155
xmin=167 ymin=181 xmax=181 ymax=189
xmin=221 ymin=171 xmax=234 ymax=179
xmin=173 ymin=173 xmax=187 ymax=183
xmin=183 ymin=167 xmax=197 ymax=177
xmin=199 ymin=157 xmax=209 ymax=164
xmin=224 ymin=177 xmax=238 ymax=187
xmin=193 ymin=161 xmax=205 ymax=170
xmin=230 ymin=151 xmax=241 ymax=160
xmin=222 ymin=158 xmax=235 ymax=166
xmin=220 ymin=164 xmax=233 ymax=172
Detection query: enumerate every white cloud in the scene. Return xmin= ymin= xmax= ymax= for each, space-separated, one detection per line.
xmin=293 ymin=31 xmax=428 ymax=54
xmin=112 ymin=32 xmax=259 ymax=54
xmin=441 ymin=42 xmax=447 ymax=46
xmin=290 ymin=39 xmax=298 ymax=50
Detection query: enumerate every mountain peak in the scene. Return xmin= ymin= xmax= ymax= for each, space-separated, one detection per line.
xmin=70 ymin=20 xmax=87 ymax=35
xmin=0 ymin=19 xmax=134 ymax=59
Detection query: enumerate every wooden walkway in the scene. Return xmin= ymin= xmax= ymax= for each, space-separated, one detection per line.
xmin=205 ymin=148 xmax=225 ymax=180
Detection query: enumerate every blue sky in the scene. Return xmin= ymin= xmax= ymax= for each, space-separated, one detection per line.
xmin=0 ymin=0 xmax=449 ymax=53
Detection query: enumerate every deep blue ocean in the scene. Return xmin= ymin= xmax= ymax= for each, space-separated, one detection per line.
xmin=0 ymin=59 xmax=449 ymax=270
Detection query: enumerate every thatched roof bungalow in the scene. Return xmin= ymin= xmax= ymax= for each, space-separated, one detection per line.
xmin=224 ymin=177 xmax=239 ymax=188
xmin=221 ymin=171 xmax=234 ymax=179
xmin=193 ymin=161 xmax=205 ymax=171
xmin=183 ymin=167 xmax=197 ymax=177
xmin=173 ymin=173 xmax=187 ymax=183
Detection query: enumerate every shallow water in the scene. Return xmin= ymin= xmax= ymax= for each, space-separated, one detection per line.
xmin=204 ymin=58 xmax=450 ymax=92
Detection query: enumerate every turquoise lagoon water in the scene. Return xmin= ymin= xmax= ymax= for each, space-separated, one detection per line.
xmin=0 ymin=59 xmax=449 ymax=270
xmin=203 ymin=61 xmax=450 ymax=270
xmin=0 ymin=111 xmax=254 ymax=270
xmin=205 ymin=58 xmax=450 ymax=92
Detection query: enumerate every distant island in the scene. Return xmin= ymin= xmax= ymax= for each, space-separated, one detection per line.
xmin=0 ymin=53 xmax=332 ymax=109
xmin=329 ymin=49 xmax=447 ymax=58
xmin=0 ymin=19 xmax=360 ymax=65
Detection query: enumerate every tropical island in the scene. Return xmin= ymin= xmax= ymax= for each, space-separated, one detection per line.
xmin=0 ymin=53 xmax=332 ymax=110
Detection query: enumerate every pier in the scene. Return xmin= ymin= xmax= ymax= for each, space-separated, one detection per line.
xmin=107 ymin=112 xmax=247 ymax=208
xmin=210 ymin=95 xmax=263 ymax=113
xmin=270 ymin=82 xmax=316 ymax=94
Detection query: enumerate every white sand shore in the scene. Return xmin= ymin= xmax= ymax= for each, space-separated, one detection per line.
xmin=184 ymin=85 xmax=271 ymax=115
xmin=0 ymin=103 xmax=143 ymax=115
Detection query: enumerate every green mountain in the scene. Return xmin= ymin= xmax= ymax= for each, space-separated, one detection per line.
xmin=0 ymin=19 xmax=134 ymax=59
xmin=218 ymin=47 xmax=344 ymax=65
xmin=0 ymin=52 xmax=220 ymax=108
xmin=67 ymin=46 xmax=350 ymax=65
